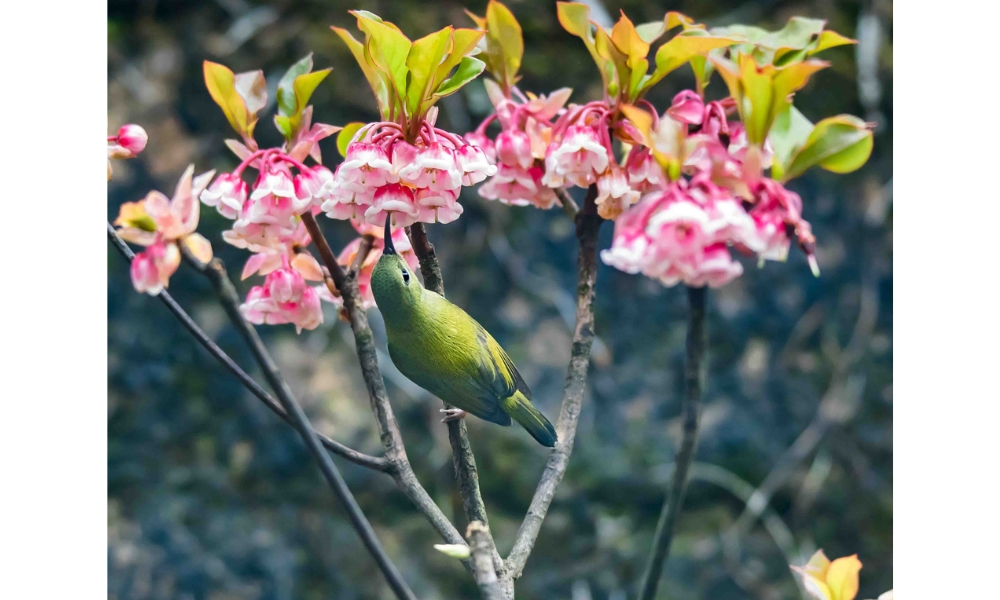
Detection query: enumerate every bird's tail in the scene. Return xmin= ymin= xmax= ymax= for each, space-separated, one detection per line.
xmin=501 ymin=391 xmax=558 ymax=448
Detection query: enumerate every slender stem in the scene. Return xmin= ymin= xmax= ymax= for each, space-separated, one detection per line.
xmin=184 ymin=249 xmax=417 ymax=600
xmin=637 ymin=285 xmax=707 ymax=600
xmin=553 ymin=187 xmax=580 ymax=221
xmin=406 ymin=222 xmax=501 ymax=572
xmin=468 ymin=522 xmax=504 ymax=600
xmin=106 ymin=224 xmax=387 ymax=471
xmin=300 ymin=213 xmax=473 ymax=569
xmin=505 ymin=184 xmax=602 ymax=580
xmin=350 ymin=234 xmax=376 ymax=275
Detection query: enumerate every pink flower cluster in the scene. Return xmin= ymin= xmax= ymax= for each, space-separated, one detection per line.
xmin=198 ymin=148 xmax=337 ymax=332
xmin=601 ymin=173 xmax=762 ymax=288
xmin=321 ymin=121 xmax=496 ymax=227
xmin=471 ymin=89 xmax=571 ymax=209
xmin=601 ymin=90 xmax=820 ymax=287
xmin=115 ymin=165 xmax=216 ymax=295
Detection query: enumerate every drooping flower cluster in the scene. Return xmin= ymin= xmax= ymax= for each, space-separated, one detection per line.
xmin=601 ymin=172 xmax=762 ymax=288
xmin=115 ymin=165 xmax=215 ymax=295
xmin=322 ymin=121 xmax=496 ymax=228
xmin=198 ymin=148 xmax=339 ymax=332
xmin=470 ymin=88 xmax=571 ymax=209
xmin=108 ymin=124 xmax=148 ymax=179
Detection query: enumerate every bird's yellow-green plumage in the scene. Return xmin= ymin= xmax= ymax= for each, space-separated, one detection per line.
xmin=369 ymin=221 xmax=557 ymax=448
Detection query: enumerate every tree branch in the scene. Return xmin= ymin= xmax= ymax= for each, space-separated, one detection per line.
xmin=350 ymin=233 xmax=376 ymax=275
xmin=468 ymin=522 xmax=504 ymax=600
xmin=299 ymin=213 xmax=473 ymax=566
xmin=406 ymin=222 xmax=500 ymax=569
xmin=637 ymin=285 xmax=707 ymax=600
xmin=179 ymin=246 xmax=417 ymax=600
xmin=554 ymin=187 xmax=579 ymax=221
xmin=505 ymin=184 xmax=602 ymax=580
xmin=106 ymin=223 xmax=388 ymax=472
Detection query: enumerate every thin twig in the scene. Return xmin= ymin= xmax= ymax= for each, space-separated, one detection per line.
xmin=300 ymin=213 xmax=473 ymax=567
xmin=406 ymin=221 xmax=501 ymax=573
xmin=637 ymin=285 xmax=707 ymax=600
xmin=554 ymin=187 xmax=580 ymax=221
xmin=505 ymin=184 xmax=602 ymax=581
xmin=181 ymin=247 xmax=417 ymax=600
xmin=106 ymin=223 xmax=388 ymax=472
xmin=468 ymin=522 xmax=504 ymax=600
xmin=350 ymin=233 xmax=376 ymax=275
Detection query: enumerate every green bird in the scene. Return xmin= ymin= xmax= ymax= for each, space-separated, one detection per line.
xmin=370 ymin=217 xmax=558 ymax=448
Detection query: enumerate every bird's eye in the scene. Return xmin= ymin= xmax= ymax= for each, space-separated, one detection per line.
xmin=401 ymin=269 xmax=410 ymax=284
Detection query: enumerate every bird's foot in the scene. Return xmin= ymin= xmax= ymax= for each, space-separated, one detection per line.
xmin=439 ymin=408 xmax=468 ymax=423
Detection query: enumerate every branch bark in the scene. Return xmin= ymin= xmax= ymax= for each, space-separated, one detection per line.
xmin=107 ymin=223 xmax=388 ymax=472
xmin=179 ymin=245 xmax=417 ymax=600
xmin=504 ymin=184 xmax=602 ymax=581
xmin=637 ymin=285 xmax=707 ymax=600
xmin=468 ymin=522 xmax=504 ymax=600
xmin=300 ymin=213 xmax=472 ymax=565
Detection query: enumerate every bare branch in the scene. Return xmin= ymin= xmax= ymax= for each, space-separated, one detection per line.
xmin=554 ymin=187 xmax=579 ymax=221
xmin=106 ymin=223 xmax=388 ymax=472
xmin=638 ymin=285 xmax=707 ymax=600
xmin=178 ymin=245 xmax=417 ymax=600
xmin=300 ymin=213 xmax=473 ymax=565
xmin=505 ymin=185 xmax=602 ymax=580
xmin=468 ymin=522 xmax=504 ymax=600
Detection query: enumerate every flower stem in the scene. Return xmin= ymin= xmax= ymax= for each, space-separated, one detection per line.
xmin=637 ymin=285 xmax=707 ymax=600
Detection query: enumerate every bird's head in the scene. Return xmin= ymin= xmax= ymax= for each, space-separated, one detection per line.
xmin=370 ymin=215 xmax=423 ymax=314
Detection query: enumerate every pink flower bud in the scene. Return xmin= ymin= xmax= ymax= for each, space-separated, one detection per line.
xmin=115 ymin=124 xmax=148 ymax=157
xmin=456 ymin=144 xmax=497 ymax=186
xmin=667 ymin=91 xmax=704 ymax=126
xmin=495 ymin=130 xmax=534 ymax=169
xmin=130 ymin=241 xmax=180 ymax=296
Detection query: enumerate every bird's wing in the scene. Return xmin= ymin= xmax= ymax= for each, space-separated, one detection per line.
xmin=474 ymin=323 xmax=532 ymax=401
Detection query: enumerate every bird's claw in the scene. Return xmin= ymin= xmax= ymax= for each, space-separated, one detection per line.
xmin=439 ymin=408 xmax=468 ymax=423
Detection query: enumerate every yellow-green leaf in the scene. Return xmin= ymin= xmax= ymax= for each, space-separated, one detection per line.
xmin=406 ymin=27 xmax=454 ymax=115
xmin=557 ymin=2 xmax=592 ymax=39
xmin=769 ymin=105 xmax=814 ymax=177
xmin=813 ymin=30 xmax=856 ymax=53
xmin=825 ymin=555 xmax=862 ymax=600
xmin=332 ymin=26 xmax=389 ymax=116
xmin=292 ymin=68 xmax=331 ymax=115
xmin=485 ymin=0 xmax=523 ymax=90
xmin=337 ymin=122 xmax=366 ymax=158
xmin=434 ymin=56 xmax=485 ymax=97
xmin=645 ymin=33 xmax=733 ymax=93
xmin=277 ymin=54 xmax=313 ymax=117
xmin=353 ymin=12 xmax=412 ymax=104
xmin=783 ymin=115 xmax=873 ymax=180
xmin=634 ymin=20 xmax=666 ymax=44
xmin=203 ymin=61 xmax=250 ymax=139
xmin=434 ymin=28 xmax=485 ymax=90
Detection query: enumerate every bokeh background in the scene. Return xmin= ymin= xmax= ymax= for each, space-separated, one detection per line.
xmin=107 ymin=0 xmax=892 ymax=598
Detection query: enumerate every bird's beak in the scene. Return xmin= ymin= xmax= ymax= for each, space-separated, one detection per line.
xmin=383 ymin=214 xmax=397 ymax=255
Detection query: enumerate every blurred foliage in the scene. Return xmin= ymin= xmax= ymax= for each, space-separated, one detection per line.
xmin=108 ymin=0 xmax=892 ymax=598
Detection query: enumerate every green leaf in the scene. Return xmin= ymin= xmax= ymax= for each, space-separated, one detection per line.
xmin=783 ymin=115 xmax=873 ymax=180
xmin=769 ymin=105 xmax=814 ymax=175
xmin=405 ymin=27 xmax=453 ymax=115
xmin=277 ymin=54 xmax=313 ymax=117
xmin=643 ymin=33 xmax=733 ymax=93
xmin=433 ymin=28 xmax=485 ymax=90
xmin=274 ymin=114 xmax=293 ymax=139
xmin=556 ymin=2 xmax=593 ymax=40
xmin=485 ymin=0 xmax=524 ymax=91
xmin=331 ymin=26 xmax=389 ymax=116
xmin=292 ymin=69 xmax=331 ymax=115
xmin=337 ymin=122 xmax=366 ymax=158
xmin=635 ymin=21 xmax=666 ymax=44
xmin=353 ymin=13 xmax=412 ymax=104
xmin=203 ymin=61 xmax=250 ymax=139
xmin=434 ymin=56 xmax=485 ymax=97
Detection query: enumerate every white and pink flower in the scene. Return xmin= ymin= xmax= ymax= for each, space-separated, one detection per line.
xmin=496 ymin=130 xmax=534 ymax=169
xmin=542 ymin=125 xmax=610 ymax=189
xmin=130 ymin=241 xmax=180 ymax=296
xmin=396 ymin=143 xmax=463 ymax=192
xmin=339 ymin=142 xmax=397 ymax=187
xmin=200 ymin=172 xmax=248 ymax=219
xmin=595 ymin=168 xmax=642 ymax=220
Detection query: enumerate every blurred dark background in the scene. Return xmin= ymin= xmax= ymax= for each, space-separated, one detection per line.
xmin=107 ymin=0 xmax=892 ymax=598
